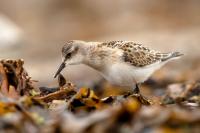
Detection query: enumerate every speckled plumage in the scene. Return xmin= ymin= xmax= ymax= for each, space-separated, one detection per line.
xmin=55 ymin=40 xmax=183 ymax=88
xmin=98 ymin=41 xmax=181 ymax=67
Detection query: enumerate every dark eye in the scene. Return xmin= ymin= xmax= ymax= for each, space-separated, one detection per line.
xmin=66 ymin=53 xmax=71 ymax=58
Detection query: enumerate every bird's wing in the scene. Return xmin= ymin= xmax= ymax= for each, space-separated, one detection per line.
xmin=98 ymin=41 xmax=175 ymax=67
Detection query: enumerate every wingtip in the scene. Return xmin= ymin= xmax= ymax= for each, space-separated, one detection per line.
xmin=161 ymin=52 xmax=184 ymax=62
xmin=172 ymin=52 xmax=184 ymax=57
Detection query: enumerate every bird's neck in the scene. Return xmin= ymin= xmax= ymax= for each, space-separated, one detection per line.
xmin=80 ymin=42 xmax=103 ymax=70
xmin=81 ymin=43 xmax=120 ymax=71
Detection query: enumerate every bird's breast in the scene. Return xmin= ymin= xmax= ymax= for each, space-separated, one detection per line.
xmin=99 ymin=63 xmax=137 ymax=87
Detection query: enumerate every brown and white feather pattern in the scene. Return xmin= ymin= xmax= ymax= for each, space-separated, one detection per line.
xmin=98 ymin=41 xmax=177 ymax=67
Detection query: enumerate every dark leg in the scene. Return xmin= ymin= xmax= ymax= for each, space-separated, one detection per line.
xmin=133 ymin=84 xmax=140 ymax=94
xmin=124 ymin=84 xmax=140 ymax=97
xmin=129 ymin=83 xmax=152 ymax=105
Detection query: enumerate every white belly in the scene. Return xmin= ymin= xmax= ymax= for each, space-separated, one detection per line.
xmin=100 ymin=63 xmax=136 ymax=87
xmin=100 ymin=62 xmax=165 ymax=87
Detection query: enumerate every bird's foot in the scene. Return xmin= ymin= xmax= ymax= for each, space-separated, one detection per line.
xmin=130 ymin=93 xmax=152 ymax=105
xmin=124 ymin=84 xmax=152 ymax=105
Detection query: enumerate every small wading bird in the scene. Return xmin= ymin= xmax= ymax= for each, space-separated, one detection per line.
xmin=54 ymin=40 xmax=183 ymax=103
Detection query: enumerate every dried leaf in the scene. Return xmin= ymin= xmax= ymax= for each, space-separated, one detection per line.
xmin=0 ymin=63 xmax=9 ymax=95
xmin=58 ymin=74 xmax=66 ymax=87
xmin=35 ymin=87 xmax=76 ymax=103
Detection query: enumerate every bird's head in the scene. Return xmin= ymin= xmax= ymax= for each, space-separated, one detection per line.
xmin=54 ymin=40 xmax=86 ymax=78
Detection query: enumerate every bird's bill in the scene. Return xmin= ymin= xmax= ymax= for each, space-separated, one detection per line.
xmin=54 ymin=62 xmax=66 ymax=78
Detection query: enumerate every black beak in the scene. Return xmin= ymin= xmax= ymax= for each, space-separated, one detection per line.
xmin=54 ymin=62 xmax=66 ymax=78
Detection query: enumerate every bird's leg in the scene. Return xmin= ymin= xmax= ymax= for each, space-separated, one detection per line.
xmin=129 ymin=83 xmax=152 ymax=105
xmin=124 ymin=84 xmax=140 ymax=97
xmin=133 ymin=83 xmax=140 ymax=94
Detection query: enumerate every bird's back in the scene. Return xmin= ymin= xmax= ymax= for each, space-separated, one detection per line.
xmin=98 ymin=41 xmax=183 ymax=67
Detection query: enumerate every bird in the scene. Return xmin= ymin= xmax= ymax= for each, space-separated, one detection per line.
xmin=54 ymin=40 xmax=183 ymax=101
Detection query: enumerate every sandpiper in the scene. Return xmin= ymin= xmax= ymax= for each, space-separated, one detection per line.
xmin=54 ymin=40 xmax=183 ymax=97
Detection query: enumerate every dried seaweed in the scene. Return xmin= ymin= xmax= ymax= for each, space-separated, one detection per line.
xmin=1 ymin=59 xmax=200 ymax=133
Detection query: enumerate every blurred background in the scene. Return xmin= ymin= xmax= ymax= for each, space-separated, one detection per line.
xmin=0 ymin=0 xmax=200 ymax=88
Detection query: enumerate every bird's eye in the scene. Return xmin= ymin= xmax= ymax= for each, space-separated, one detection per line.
xmin=66 ymin=53 xmax=71 ymax=58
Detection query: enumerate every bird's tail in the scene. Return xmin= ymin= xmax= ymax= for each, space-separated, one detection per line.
xmin=161 ymin=52 xmax=184 ymax=61
xmin=171 ymin=52 xmax=184 ymax=58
